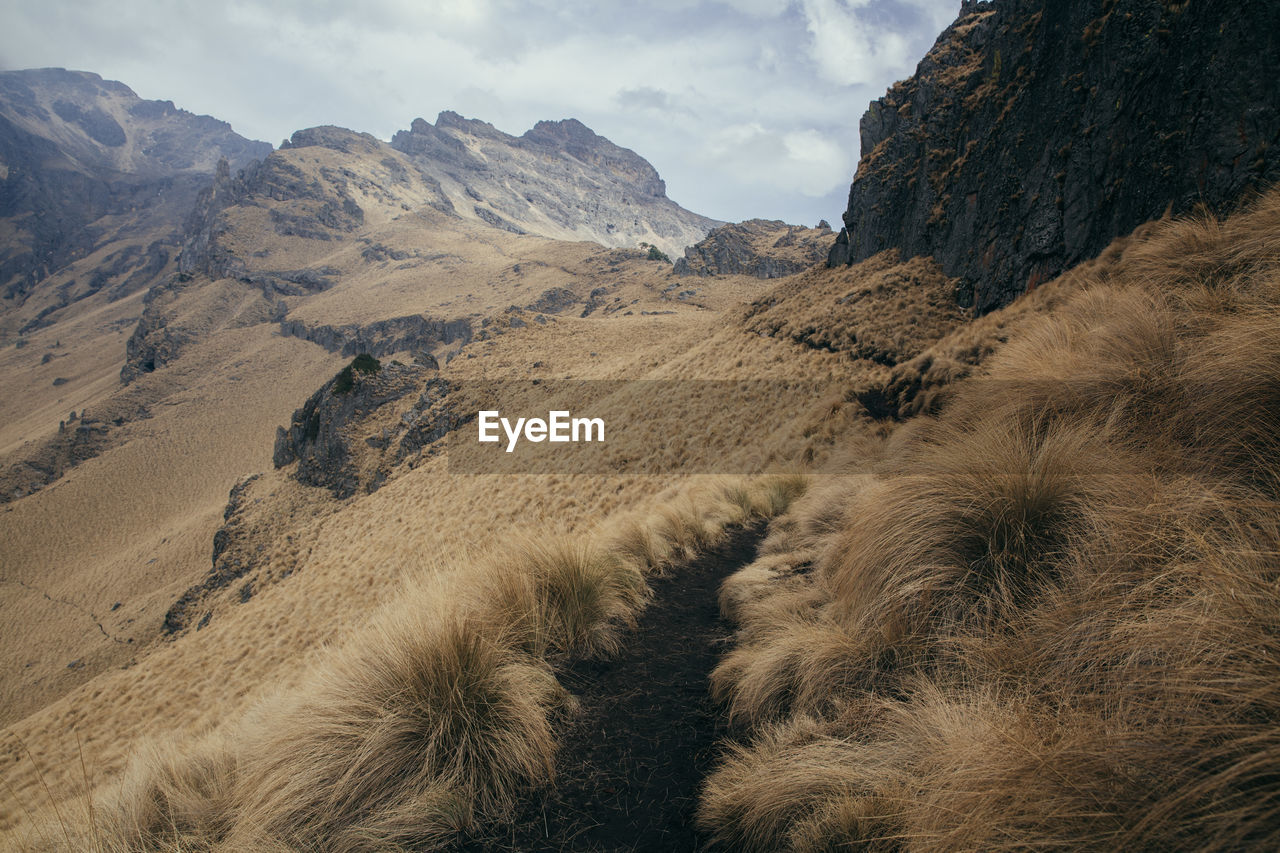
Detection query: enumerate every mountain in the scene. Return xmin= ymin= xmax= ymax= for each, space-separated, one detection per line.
xmin=0 ymin=68 xmax=271 ymax=334
xmin=0 ymin=73 xmax=746 ymax=744
xmin=827 ymin=0 xmax=1280 ymax=313
xmin=389 ymin=111 xmax=720 ymax=257
xmin=8 ymin=4 xmax=1280 ymax=845
xmin=122 ymin=115 xmax=718 ymax=384
xmin=0 ymin=75 xmax=723 ymax=507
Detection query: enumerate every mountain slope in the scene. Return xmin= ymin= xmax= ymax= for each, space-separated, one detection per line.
xmin=0 ymin=82 xmax=767 ymax=775
xmin=8 ymin=1 xmax=1279 ymax=842
xmin=0 ymin=68 xmax=270 ymax=331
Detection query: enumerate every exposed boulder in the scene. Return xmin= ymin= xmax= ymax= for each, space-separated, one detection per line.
xmin=675 ymin=219 xmax=834 ymax=278
xmin=527 ymin=287 xmax=581 ymax=315
xmin=273 ymin=357 xmax=457 ymax=498
xmin=120 ymin=305 xmax=184 ymax=382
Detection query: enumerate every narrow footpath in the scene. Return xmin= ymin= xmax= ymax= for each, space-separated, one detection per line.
xmin=462 ymin=523 xmax=764 ymax=852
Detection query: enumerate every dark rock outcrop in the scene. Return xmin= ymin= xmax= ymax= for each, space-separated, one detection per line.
xmin=395 ymin=377 xmax=461 ymax=461
xmin=0 ymin=402 xmax=152 ymax=503
xmin=527 ymin=287 xmax=581 ymax=315
xmin=121 ymin=303 xmax=184 ymax=382
xmin=675 ymin=219 xmax=834 ymax=278
xmin=174 ymin=157 xmax=255 ymax=280
xmin=163 ymin=473 xmax=261 ymax=633
xmin=278 ymin=314 xmax=470 ymax=363
xmin=829 ymin=0 xmax=1280 ymax=313
xmin=273 ymin=360 xmax=453 ymax=498
xmin=175 ymin=149 xmax=374 ymax=279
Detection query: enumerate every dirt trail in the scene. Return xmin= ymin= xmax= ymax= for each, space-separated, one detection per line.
xmin=463 ymin=523 xmax=763 ymax=852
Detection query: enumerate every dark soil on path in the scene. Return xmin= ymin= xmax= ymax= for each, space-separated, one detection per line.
xmin=461 ymin=523 xmax=764 ymax=852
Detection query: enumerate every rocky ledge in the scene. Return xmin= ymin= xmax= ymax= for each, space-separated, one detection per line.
xmin=273 ymin=357 xmax=461 ymax=499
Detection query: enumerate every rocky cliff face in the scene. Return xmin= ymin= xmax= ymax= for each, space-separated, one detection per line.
xmin=675 ymin=219 xmax=834 ymax=278
xmin=390 ymin=112 xmax=720 ymax=258
xmin=0 ymin=69 xmax=270 ymax=328
xmin=828 ymin=0 xmax=1280 ymax=313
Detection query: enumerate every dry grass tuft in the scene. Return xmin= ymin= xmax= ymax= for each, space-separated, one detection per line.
xmin=88 ymin=470 xmax=808 ymax=851
xmin=473 ymin=536 xmax=650 ymax=660
xmin=653 ymin=494 xmax=735 ymax=560
xmin=649 ymin=475 xmax=811 ymax=565
xmin=717 ymin=551 xmax=815 ymax=626
xmin=711 ymin=606 xmax=875 ymax=726
xmin=107 ymin=733 xmax=238 ymax=852
xmin=606 ymin=516 xmax=675 ymax=575
xmin=227 ymin=603 xmax=564 ymax=850
xmin=699 ymin=716 xmax=901 ymax=852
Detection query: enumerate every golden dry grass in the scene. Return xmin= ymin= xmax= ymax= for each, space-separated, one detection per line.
xmin=469 ymin=537 xmax=649 ymax=660
xmin=1 ymin=104 xmax=871 ymax=849
xmin=701 ymin=188 xmax=1280 ymax=851
xmin=19 ymin=474 xmax=800 ymax=851
xmin=22 ymin=116 xmax=1274 ymax=853
xmin=0 ymin=301 xmax=852 ymax=845
xmin=224 ymin=605 xmax=564 ymax=850
xmin=740 ymin=251 xmax=969 ymax=368
xmin=0 ymin=193 xmax=848 ymax=838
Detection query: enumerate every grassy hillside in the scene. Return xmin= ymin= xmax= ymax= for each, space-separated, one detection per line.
xmin=701 ymin=188 xmax=1280 ymax=850
xmin=5 ymin=133 xmax=1279 ymax=849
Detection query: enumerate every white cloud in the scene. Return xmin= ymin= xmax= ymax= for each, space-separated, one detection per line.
xmin=693 ymin=122 xmax=852 ymax=202
xmin=783 ymin=129 xmax=851 ymax=195
xmin=800 ymin=0 xmax=914 ymax=86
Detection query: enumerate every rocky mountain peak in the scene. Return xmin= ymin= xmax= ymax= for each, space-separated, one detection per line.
xmin=0 ymin=68 xmax=271 ymax=322
xmin=522 ymin=118 xmax=667 ymax=199
xmin=0 ymin=67 xmax=269 ymax=176
xmin=433 ymin=109 xmax=503 ymax=137
xmin=390 ymin=111 xmax=717 ymax=256
xmin=279 ymin=125 xmax=382 ymax=154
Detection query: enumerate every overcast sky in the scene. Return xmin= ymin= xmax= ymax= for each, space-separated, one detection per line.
xmin=1 ymin=0 xmax=958 ymax=226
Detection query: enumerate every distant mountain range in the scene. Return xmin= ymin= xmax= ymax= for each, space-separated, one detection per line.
xmin=0 ymin=68 xmax=718 ymax=343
